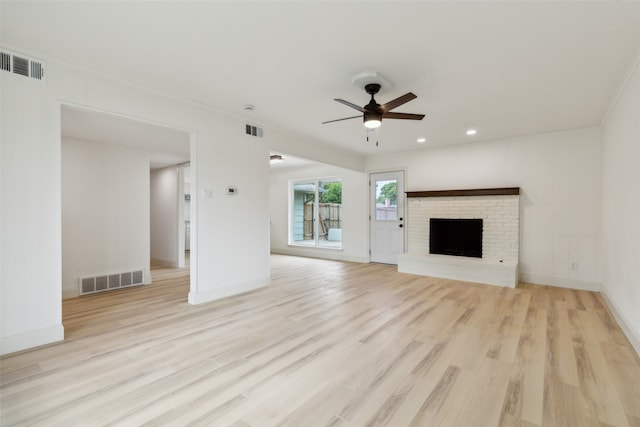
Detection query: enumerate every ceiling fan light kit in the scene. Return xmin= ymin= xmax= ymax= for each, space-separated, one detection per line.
xmin=364 ymin=112 xmax=382 ymax=129
xmin=364 ymin=119 xmax=381 ymax=129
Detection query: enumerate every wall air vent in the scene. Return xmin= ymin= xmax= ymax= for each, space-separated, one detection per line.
xmin=245 ymin=124 xmax=264 ymax=138
xmin=1 ymin=52 xmax=11 ymax=72
xmin=13 ymin=56 xmax=29 ymax=76
xmin=79 ymin=268 xmax=145 ymax=295
xmin=0 ymin=49 xmax=46 ymax=82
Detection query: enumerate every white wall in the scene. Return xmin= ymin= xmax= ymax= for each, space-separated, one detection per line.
xmin=1 ymin=67 xmax=63 ymax=354
xmin=62 ymin=138 xmax=151 ymax=298
xmin=270 ymin=162 xmax=369 ymax=263
xmin=602 ymin=55 xmax=640 ymax=353
xmin=367 ymin=127 xmax=603 ymax=290
xmin=1 ymin=51 xmax=288 ymax=353
xmin=150 ymin=166 xmax=179 ymax=267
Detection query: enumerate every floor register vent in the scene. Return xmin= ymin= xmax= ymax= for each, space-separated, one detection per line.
xmin=0 ymin=49 xmax=46 ymax=82
xmin=80 ymin=269 xmax=144 ymax=295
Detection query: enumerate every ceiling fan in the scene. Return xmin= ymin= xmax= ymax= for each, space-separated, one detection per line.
xmin=322 ymin=83 xmax=425 ymax=129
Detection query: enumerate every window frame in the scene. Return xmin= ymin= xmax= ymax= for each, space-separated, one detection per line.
xmin=288 ymin=176 xmax=342 ymax=250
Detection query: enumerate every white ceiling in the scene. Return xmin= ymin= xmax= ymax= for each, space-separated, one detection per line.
xmin=61 ymin=106 xmax=191 ymax=169
xmin=4 ymin=1 xmax=640 ymax=157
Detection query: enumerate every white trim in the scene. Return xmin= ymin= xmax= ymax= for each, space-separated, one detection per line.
xmin=600 ymin=289 xmax=640 ymax=356
xmin=150 ymin=257 xmax=179 ymax=268
xmin=271 ymin=248 xmax=369 ymax=264
xmin=188 ymin=277 xmax=269 ymax=305
xmin=62 ymin=289 xmax=79 ymax=299
xmin=288 ymin=176 xmax=342 ymax=248
xmin=0 ymin=324 xmax=64 ymax=356
xmin=188 ymin=132 xmax=198 ymax=305
xmin=519 ymin=273 xmax=600 ymax=292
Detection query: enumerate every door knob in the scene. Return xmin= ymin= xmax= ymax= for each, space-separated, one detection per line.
xmin=399 ymin=224 xmax=404 ymax=228
xmin=399 ymin=217 xmax=403 ymax=221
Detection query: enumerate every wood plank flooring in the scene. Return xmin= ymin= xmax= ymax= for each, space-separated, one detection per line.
xmin=1 ymin=255 xmax=639 ymax=426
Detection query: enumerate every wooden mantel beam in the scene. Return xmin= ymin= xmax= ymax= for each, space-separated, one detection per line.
xmin=405 ymin=187 xmax=520 ymax=198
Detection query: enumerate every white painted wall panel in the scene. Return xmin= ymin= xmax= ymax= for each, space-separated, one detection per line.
xmin=1 ymin=72 xmax=64 ymax=354
xmin=602 ymin=54 xmax=640 ymax=353
xmin=62 ymin=138 xmax=151 ymax=297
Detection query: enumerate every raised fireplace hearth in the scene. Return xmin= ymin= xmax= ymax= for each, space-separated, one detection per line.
xmin=398 ymin=187 xmax=520 ymax=287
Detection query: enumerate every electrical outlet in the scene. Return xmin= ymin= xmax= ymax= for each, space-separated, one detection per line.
xmin=570 ymin=261 xmax=578 ymax=271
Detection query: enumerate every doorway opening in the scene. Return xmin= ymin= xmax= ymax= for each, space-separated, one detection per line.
xmin=61 ymin=104 xmax=195 ymax=336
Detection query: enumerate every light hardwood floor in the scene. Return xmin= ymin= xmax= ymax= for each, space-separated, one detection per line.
xmin=1 ymin=255 xmax=639 ymax=426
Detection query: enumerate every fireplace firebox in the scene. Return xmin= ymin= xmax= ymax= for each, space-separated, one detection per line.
xmin=429 ymin=218 xmax=483 ymax=258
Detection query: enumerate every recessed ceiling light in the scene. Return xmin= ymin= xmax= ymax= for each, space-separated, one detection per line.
xmin=417 ymin=137 xmax=427 ymax=143
xmin=466 ymin=129 xmax=477 ymax=136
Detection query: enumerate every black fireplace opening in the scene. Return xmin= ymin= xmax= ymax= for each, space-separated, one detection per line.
xmin=429 ymin=218 xmax=483 ymax=258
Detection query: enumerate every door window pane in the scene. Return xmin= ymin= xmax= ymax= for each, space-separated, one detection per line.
xmin=375 ymin=179 xmax=397 ymax=221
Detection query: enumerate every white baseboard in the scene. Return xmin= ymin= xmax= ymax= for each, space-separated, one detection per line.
xmin=1 ymin=324 xmax=65 ymax=356
xmin=150 ymin=257 xmax=178 ymax=268
xmin=188 ymin=277 xmax=270 ymax=305
xmin=600 ymin=288 xmax=640 ymax=357
xmin=62 ymin=288 xmax=79 ymax=299
xmin=271 ymin=248 xmax=369 ymax=264
xmin=519 ymin=273 xmax=600 ymax=291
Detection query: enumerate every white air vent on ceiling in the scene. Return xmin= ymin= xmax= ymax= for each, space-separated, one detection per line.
xmin=0 ymin=49 xmax=46 ymax=82
xmin=79 ymin=268 xmax=145 ymax=295
xmin=245 ymin=124 xmax=264 ymax=138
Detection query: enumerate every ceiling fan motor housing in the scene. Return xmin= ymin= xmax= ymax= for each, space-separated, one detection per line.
xmin=365 ymin=83 xmax=382 ymax=96
xmin=364 ymin=110 xmax=382 ymax=123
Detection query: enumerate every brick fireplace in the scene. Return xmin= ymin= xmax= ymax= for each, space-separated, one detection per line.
xmin=398 ymin=187 xmax=520 ymax=287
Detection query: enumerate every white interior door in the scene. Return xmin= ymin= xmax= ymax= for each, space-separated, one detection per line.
xmin=370 ymin=171 xmax=405 ymax=264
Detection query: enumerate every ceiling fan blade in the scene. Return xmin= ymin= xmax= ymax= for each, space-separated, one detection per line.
xmin=334 ymin=99 xmax=367 ymax=113
xmin=382 ymin=112 xmax=425 ymax=120
xmin=379 ymin=93 xmax=417 ymax=113
xmin=321 ymin=115 xmax=362 ymax=124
